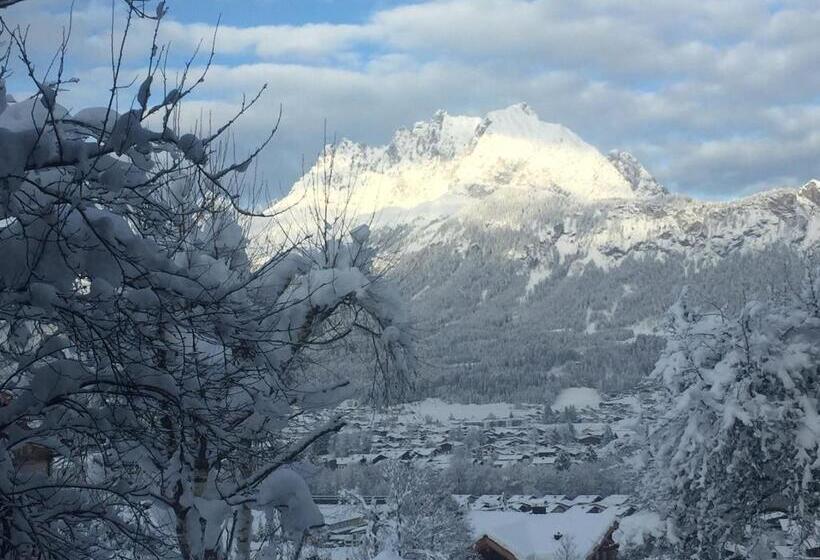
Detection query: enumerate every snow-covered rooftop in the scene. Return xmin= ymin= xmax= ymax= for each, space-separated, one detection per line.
xmin=469 ymin=510 xmax=618 ymax=560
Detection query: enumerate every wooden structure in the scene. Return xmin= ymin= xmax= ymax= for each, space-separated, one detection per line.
xmin=589 ymin=522 xmax=619 ymax=560
xmin=475 ymin=536 xmax=519 ymax=560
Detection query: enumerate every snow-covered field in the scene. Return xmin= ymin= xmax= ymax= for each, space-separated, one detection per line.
xmin=387 ymin=398 xmax=530 ymax=422
xmin=551 ymin=387 xmax=601 ymax=411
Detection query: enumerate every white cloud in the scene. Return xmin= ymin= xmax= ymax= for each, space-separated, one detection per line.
xmin=4 ymin=0 xmax=820 ymax=197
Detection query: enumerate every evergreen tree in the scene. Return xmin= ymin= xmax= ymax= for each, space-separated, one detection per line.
xmin=555 ymin=450 xmax=572 ymax=472
xmin=643 ymin=279 xmax=820 ymax=558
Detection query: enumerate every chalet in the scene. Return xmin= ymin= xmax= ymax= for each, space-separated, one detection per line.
xmin=434 ymin=441 xmax=454 ymax=455
xmin=597 ymin=495 xmax=630 ymax=508
xmin=494 ymin=453 xmax=529 ymax=468
xmin=534 ymin=446 xmax=558 ymax=457
xmin=542 ymin=494 xmax=566 ymax=503
xmin=385 ymin=449 xmax=415 ymax=461
xmin=508 ymin=495 xmax=538 ymax=513
xmin=369 ymin=453 xmax=389 ymax=464
xmin=575 ymin=434 xmax=603 ymax=445
xmin=758 ymin=512 xmax=790 ymax=536
xmin=474 ymin=495 xmax=505 ymax=511
xmin=413 ymin=447 xmax=437 ymax=459
xmin=311 ymin=501 xmax=389 ymax=548
xmin=566 ymin=495 xmax=603 ymax=505
xmin=471 ymin=510 xmax=619 ymax=560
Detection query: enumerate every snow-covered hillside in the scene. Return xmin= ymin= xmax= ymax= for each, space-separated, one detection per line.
xmin=254 ymin=105 xmax=820 ymax=402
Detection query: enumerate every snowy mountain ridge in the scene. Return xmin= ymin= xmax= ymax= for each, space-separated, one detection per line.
xmin=262 ymin=103 xmax=817 ymax=276
xmin=268 ymin=103 xmax=644 ymax=230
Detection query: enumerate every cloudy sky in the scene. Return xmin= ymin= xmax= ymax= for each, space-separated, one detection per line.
xmin=4 ymin=0 xmax=820 ymax=200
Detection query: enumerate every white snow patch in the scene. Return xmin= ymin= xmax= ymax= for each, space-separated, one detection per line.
xmin=522 ymin=263 xmax=551 ymax=297
xmin=630 ymin=317 xmax=660 ymax=336
xmin=551 ymin=387 xmax=601 ymax=412
xmin=613 ymin=511 xmax=664 ymax=549
xmin=396 ymin=398 xmax=523 ymax=423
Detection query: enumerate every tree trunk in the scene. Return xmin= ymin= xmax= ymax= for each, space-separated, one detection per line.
xmin=234 ymin=504 xmax=253 ymax=560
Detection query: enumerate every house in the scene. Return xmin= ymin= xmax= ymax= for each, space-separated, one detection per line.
xmin=434 ymin=442 xmax=454 ymax=455
xmin=474 ymin=495 xmax=505 ymax=511
xmin=597 ymin=495 xmax=630 ymax=508
xmin=494 ymin=453 xmax=528 ymax=468
xmin=508 ymin=495 xmax=538 ymax=513
xmin=368 ymin=453 xmax=389 ymax=464
xmin=773 ymin=537 xmax=820 ymax=558
xmin=470 ymin=510 xmax=620 ymax=560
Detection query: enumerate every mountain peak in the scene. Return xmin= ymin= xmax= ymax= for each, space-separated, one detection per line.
xmin=381 ymin=110 xmax=481 ymax=164
xmin=607 ymin=150 xmax=667 ymax=197
xmin=270 ymin=105 xmax=664 ymax=227
xmin=485 ymin=102 xmax=538 ymax=123
xmin=798 ymin=179 xmax=820 ymax=205
xmin=480 ymin=103 xmax=586 ymax=148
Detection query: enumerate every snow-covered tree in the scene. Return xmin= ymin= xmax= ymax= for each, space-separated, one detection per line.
xmin=554 ymin=534 xmax=579 ymax=560
xmin=356 ymin=462 xmax=473 ymax=560
xmin=0 ymin=3 xmax=412 ymax=559
xmin=643 ymin=276 xmax=820 ymax=559
xmin=555 ymin=450 xmax=572 ymax=472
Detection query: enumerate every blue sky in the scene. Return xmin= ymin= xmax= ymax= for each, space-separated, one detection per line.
xmin=169 ymin=1 xmax=407 ymax=27
xmin=4 ymin=0 xmax=820 ymax=201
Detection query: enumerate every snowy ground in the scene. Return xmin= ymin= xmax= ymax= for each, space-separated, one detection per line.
xmin=389 ymin=398 xmax=530 ymax=422
xmin=550 ymin=387 xmax=601 ymax=411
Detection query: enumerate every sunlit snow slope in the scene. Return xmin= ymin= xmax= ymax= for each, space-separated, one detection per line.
xmin=264 ymin=103 xmax=641 ymax=232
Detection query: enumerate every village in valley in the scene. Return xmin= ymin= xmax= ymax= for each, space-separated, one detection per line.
xmin=305 ymin=388 xmax=640 ymax=472
xmin=292 ymin=390 xmax=814 ymax=560
xmin=288 ymin=388 xmax=639 ymax=559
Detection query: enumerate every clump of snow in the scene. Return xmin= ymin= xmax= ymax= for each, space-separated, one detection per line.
xmin=257 ymin=468 xmax=324 ymax=535
xmin=613 ymin=510 xmax=664 ymax=549
xmin=551 ymin=387 xmax=601 ymax=412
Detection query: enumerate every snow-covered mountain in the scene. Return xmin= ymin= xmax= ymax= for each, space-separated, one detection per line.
xmin=269 ymin=103 xmax=644 ymax=229
xmin=257 ymin=104 xmax=820 ymax=402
